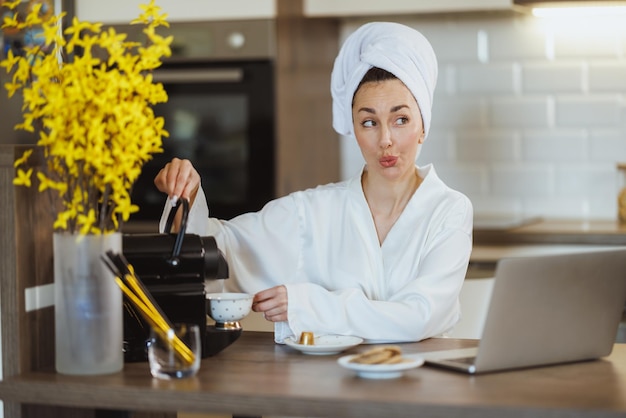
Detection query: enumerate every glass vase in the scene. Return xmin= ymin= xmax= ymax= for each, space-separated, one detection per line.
xmin=53 ymin=232 xmax=123 ymax=375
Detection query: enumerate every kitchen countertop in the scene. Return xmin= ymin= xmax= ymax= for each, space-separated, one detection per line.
xmin=469 ymin=243 xmax=625 ymax=270
xmin=473 ymin=218 xmax=626 ymax=246
xmin=468 ymin=218 xmax=626 ymax=272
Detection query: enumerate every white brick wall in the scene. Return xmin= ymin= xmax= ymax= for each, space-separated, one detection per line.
xmin=340 ymin=13 xmax=626 ymax=220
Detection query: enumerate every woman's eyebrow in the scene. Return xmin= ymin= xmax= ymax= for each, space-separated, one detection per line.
xmin=390 ymin=104 xmax=409 ymax=112
xmin=357 ymin=106 xmax=376 ymax=114
xmin=357 ymin=104 xmax=409 ymax=114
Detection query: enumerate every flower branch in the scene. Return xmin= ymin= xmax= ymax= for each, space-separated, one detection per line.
xmin=1 ymin=0 xmax=172 ymax=234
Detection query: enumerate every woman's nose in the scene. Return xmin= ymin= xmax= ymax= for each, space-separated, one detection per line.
xmin=379 ymin=125 xmax=392 ymax=149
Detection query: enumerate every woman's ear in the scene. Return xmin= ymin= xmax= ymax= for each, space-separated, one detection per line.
xmin=418 ymin=130 xmax=425 ymax=144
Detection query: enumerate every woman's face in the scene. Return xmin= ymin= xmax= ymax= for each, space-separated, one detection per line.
xmin=352 ymin=79 xmax=425 ymax=182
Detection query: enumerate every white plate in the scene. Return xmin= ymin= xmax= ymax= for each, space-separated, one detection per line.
xmin=337 ymin=354 xmax=424 ymax=379
xmin=284 ymin=335 xmax=363 ymax=355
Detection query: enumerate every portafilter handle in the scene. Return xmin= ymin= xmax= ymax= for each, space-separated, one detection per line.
xmin=163 ymin=198 xmax=190 ymax=266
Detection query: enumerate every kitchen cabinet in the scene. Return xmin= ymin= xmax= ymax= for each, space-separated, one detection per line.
xmin=303 ymin=0 xmax=514 ymax=17
xmin=75 ymin=0 xmax=276 ymax=24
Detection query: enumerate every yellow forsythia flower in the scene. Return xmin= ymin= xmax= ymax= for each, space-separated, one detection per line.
xmin=13 ymin=168 xmax=33 ymax=187
xmin=3 ymin=0 xmax=171 ymax=234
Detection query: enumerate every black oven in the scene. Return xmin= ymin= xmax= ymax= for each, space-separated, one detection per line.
xmin=123 ymin=20 xmax=276 ymax=226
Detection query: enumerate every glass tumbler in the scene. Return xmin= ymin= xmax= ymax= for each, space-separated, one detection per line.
xmin=148 ymin=323 xmax=201 ymax=379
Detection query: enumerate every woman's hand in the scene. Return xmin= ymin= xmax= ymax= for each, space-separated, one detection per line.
xmin=253 ymin=285 xmax=288 ymax=322
xmin=154 ymin=158 xmax=201 ymax=203
xmin=154 ymin=158 xmax=201 ymax=231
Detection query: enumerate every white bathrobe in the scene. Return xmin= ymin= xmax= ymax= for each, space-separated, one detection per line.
xmin=161 ymin=164 xmax=473 ymax=344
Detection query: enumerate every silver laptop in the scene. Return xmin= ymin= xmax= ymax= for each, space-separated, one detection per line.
xmin=424 ymin=249 xmax=626 ymax=374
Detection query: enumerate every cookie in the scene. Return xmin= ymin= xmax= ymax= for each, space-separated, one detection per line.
xmin=349 ymin=345 xmax=403 ymax=364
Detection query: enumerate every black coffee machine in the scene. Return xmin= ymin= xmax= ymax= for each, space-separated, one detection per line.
xmin=121 ymin=198 xmax=240 ymax=362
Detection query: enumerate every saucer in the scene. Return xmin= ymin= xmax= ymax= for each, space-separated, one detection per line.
xmin=337 ymin=354 xmax=424 ymax=379
xmin=284 ymin=335 xmax=363 ymax=355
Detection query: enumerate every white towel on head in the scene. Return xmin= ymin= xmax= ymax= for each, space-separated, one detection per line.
xmin=330 ymin=22 xmax=438 ymax=139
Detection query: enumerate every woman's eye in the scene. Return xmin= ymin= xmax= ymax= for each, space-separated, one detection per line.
xmin=362 ymin=119 xmax=376 ymax=128
xmin=396 ymin=117 xmax=409 ymax=125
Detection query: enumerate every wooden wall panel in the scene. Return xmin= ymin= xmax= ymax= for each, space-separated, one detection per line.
xmin=275 ymin=0 xmax=340 ymax=197
xmin=0 ymin=145 xmax=22 ymax=418
xmin=0 ymin=145 xmax=88 ymax=418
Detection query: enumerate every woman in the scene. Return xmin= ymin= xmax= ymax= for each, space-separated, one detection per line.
xmin=154 ymin=22 xmax=473 ymax=344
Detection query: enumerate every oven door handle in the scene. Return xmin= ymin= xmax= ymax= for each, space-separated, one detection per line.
xmin=152 ymin=68 xmax=244 ymax=84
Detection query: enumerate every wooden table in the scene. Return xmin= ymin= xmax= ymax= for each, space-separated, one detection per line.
xmin=1 ymin=332 xmax=625 ymax=418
